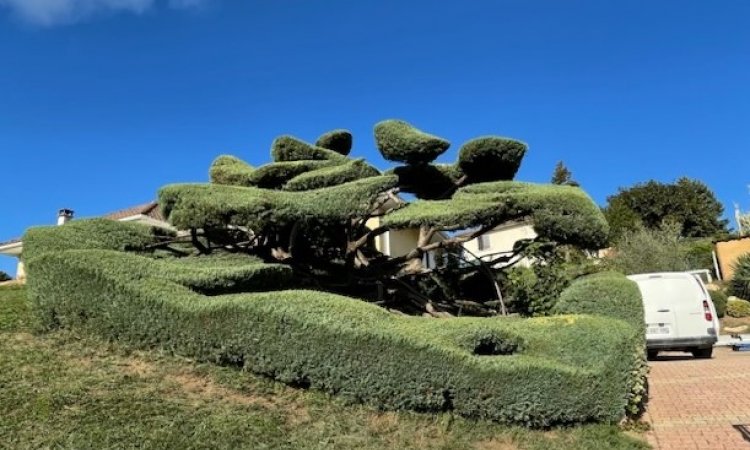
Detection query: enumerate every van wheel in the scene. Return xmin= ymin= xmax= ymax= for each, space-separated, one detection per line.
xmin=647 ymin=350 xmax=659 ymax=361
xmin=692 ymin=348 xmax=713 ymax=359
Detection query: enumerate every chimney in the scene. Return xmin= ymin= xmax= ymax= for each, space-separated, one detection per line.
xmin=57 ymin=208 xmax=74 ymax=226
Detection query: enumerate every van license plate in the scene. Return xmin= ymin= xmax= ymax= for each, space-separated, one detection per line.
xmin=647 ymin=326 xmax=670 ymax=335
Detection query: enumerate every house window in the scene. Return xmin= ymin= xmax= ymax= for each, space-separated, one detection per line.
xmin=477 ymin=234 xmax=491 ymax=251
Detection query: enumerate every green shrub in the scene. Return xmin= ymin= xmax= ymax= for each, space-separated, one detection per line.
xmin=554 ymin=272 xmax=647 ymax=417
xmin=245 ymin=160 xmax=339 ymax=189
xmin=388 ymin=164 xmax=464 ymax=200
xmin=374 ymin=119 xmax=450 ymax=164
xmin=23 ymin=218 xmax=167 ymax=259
xmin=271 ymin=136 xmax=347 ymax=162
xmin=315 ymin=129 xmax=352 ymax=156
xmin=209 ymin=155 xmax=255 ymax=186
xmin=503 ymin=251 xmax=572 ymax=317
xmin=159 ymin=176 xmax=398 ymax=231
xmin=726 ymin=298 xmax=750 ymax=318
xmin=283 ymin=159 xmax=380 ymax=191
xmin=710 ymin=290 xmax=728 ymax=318
xmin=554 ymin=272 xmax=644 ymax=329
xmin=458 ymin=137 xmax=527 ymax=183
xmin=23 ymin=220 xmax=643 ymax=427
xmin=210 ymin=155 xmax=337 ymax=189
xmin=730 ymin=254 xmax=750 ymax=300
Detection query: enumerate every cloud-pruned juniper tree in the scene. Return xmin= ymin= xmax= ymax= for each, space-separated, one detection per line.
xmin=158 ymin=120 xmax=608 ymax=316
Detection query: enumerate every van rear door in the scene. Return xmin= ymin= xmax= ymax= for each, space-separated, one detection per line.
xmin=635 ymin=274 xmax=681 ymax=340
xmin=639 ymin=274 xmax=710 ymax=340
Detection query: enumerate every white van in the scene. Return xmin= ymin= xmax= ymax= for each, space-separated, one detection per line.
xmin=627 ymin=272 xmax=719 ymax=360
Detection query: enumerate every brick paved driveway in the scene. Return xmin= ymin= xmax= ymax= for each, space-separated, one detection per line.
xmin=645 ymin=347 xmax=750 ymax=449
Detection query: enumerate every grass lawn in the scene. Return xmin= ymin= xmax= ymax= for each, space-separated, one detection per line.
xmin=0 ymin=285 xmax=649 ymax=449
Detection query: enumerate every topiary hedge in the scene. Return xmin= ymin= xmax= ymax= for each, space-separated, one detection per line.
xmin=271 ymin=136 xmax=347 ymax=162
xmin=554 ymin=272 xmax=647 ymax=417
xmin=374 ymin=119 xmax=450 ymax=164
xmin=383 ymin=181 xmax=609 ymax=249
xmin=209 ymin=155 xmax=256 ymax=186
xmin=315 ymin=129 xmax=353 ymax=156
xmin=283 ymin=159 xmax=380 ymax=191
xmin=23 ymin=219 xmax=644 ymax=427
xmin=458 ymin=136 xmax=527 ymax=183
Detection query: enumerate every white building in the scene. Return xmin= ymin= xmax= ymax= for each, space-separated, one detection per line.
xmin=0 ymin=203 xmax=171 ymax=281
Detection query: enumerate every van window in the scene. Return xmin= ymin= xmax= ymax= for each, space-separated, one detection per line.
xmin=638 ymin=277 xmax=700 ymax=304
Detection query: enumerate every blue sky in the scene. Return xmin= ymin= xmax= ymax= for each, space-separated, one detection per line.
xmin=1 ymin=0 xmax=749 ymax=276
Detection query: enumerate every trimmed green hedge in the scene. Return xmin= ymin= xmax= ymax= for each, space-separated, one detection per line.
xmin=554 ymin=272 xmax=644 ymax=330
xmin=23 ymin=220 xmax=644 ymax=427
xmin=389 ymin=164 xmax=464 ymax=200
xmin=209 ymin=155 xmax=340 ymax=189
xmin=22 ymin=218 xmax=167 ymax=257
xmin=159 ymin=176 xmax=399 ymax=230
xmin=554 ymin=272 xmax=647 ymax=416
xmin=209 ymin=155 xmax=255 ymax=187
xmin=246 ymin=160 xmax=338 ymax=189
xmin=284 ymin=159 xmax=380 ymax=191
xmin=383 ymin=181 xmax=609 ymax=249
xmin=458 ymin=136 xmax=527 ymax=183
xmin=374 ymin=119 xmax=450 ymax=164
xmin=271 ymin=136 xmax=347 ymax=162
xmin=315 ymin=129 xmax=353 ymax=156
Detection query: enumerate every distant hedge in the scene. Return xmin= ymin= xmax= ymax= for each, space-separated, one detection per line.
xmin=24 ymin=220 xmax=643 ymax=427
xmin=554 ymin=272 xmax=647 ymax=416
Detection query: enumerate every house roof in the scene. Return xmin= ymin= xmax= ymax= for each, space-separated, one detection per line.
xmin=0 ymin=237 xmax=21 ymax=248
xmin=103 ymin=201 xmax=165 ymax=222
xmin=0 ymin=201 xmax=166 ymax=249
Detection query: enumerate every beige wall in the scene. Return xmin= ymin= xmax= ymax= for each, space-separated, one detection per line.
xmin=715 ymin=237 xmax=750 ymax=280
xmin=365 ymin=217 xmax=444 ymax=266
xmin=386 ymin=228 xmax=422 ymax=257
xmin=463 ymin=223 xmax=537 ymax=260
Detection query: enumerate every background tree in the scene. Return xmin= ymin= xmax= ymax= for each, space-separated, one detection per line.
xmin=158 ymin=120 xmax=608 ymax=317
xmin=0 ymin=271 xmax=10 ymax=282
xmin=603 ymin=177 xmax=728 ymax=242
xmin=606 ymin=221 xmax=692 ymax=275
xmin=551 ymin=161 xmax=579 ymax=186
